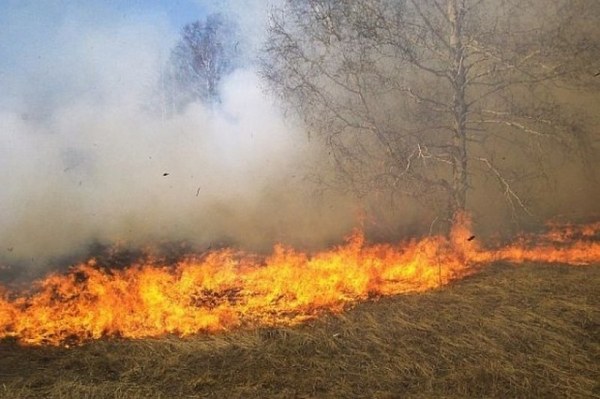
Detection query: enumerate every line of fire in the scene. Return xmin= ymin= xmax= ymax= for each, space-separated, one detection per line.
xmin=1 ymin=215 xmax=598 ymax=346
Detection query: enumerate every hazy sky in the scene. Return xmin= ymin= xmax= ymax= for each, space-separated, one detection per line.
xmin=0 ymin=0 xmax=274 ymax=111
xmin=0 ymin=1 xmax=207 ymax=110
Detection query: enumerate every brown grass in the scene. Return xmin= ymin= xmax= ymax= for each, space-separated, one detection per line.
xmin=1 ymin=262 xmax=598 ymax=398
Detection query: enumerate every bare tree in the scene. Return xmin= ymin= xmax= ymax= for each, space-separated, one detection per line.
xmin=262 ymin=0 xmax=600 ymax=225
xmin=162 ymin=13 xmax=242 ymax=114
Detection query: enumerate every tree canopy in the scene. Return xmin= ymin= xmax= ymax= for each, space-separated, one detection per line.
xmin=262 ymin=0 xmax=600 ymax=226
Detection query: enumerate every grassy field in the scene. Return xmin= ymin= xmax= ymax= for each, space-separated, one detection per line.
xmin=0 ymin=262 xmax=598 ymax=398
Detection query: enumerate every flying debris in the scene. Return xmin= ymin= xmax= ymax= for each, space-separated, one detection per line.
xmin=467 ymin=235 xmax=476 ymax=242
xmin=163 ymin=173 xmax=169 ymax=177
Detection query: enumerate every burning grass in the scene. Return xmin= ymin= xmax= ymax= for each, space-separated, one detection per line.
xmin=1 ymin=216 xmax=598 ymax=346
xmin=0 ymin=262 xmax=598 ymax=398
xmin=0 ymin=229 xmax=476 ymax=346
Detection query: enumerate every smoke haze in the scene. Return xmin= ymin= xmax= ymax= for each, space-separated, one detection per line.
xmin=1 ymin=1 xmax=598 ymax=273
xmin=0 ymin=1 xmax=354 ymax=269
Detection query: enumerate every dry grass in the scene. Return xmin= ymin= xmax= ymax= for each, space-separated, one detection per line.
xmin=1 ymin=262 xmax=598 ymax=398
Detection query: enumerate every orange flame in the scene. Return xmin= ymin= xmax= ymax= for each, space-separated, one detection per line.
xmin=0 ymin=215 xmax=598 ymax=345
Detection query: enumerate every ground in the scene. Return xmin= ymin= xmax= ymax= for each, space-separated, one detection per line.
xmin=1 ymin=263 xmax=598 ymax=398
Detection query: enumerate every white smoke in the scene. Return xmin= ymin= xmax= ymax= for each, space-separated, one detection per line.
xmin=0 ymin=1 xmax=354 ymax=268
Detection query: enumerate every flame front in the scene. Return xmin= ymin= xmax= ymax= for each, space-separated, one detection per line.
xmin=1 ymin=217 xmax=598 ymax=345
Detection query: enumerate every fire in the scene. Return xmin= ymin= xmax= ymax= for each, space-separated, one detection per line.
xmin=0 ymin=216 xmax=598 ymax=346
xmin=468 ymin=219 xmax=600 ymax=265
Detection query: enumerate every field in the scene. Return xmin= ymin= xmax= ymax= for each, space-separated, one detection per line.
xmin=1 ymin=262 xmax=598 ymax=398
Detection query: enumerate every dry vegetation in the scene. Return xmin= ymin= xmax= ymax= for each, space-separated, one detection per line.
xmin=0 ymin=262 xmax=598 ymax=398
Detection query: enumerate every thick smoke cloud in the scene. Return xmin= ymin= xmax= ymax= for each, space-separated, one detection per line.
xmin=0 ymin=2 xmax=354 ymax=269
xmin=2 ymin=1 xmax=598 ymax=273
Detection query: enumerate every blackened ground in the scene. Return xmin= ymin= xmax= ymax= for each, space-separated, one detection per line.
xmin=1 ymin=263 xmax=598 ymax=398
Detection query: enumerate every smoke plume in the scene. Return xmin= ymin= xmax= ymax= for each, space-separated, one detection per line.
xmin=0 ymin=1 xmax=354 ymax=271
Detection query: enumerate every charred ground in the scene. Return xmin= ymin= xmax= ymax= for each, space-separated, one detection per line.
xmin=1 ymin=262 xmax=598 ymax=399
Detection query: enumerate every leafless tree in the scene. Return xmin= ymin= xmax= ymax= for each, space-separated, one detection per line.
xmin=161 ymin=13 xmax=242 ymax=114
xmin=262 ymin=0 xmax=600 ymax=225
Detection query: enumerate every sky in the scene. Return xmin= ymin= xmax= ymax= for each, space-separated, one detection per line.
xmin=0 ymin=0 xmax=206 ymax=110
xmin=0 ymin=0 xmax=274 ymax=112
xmin=0 ymin=0 xmax=202 ymax=57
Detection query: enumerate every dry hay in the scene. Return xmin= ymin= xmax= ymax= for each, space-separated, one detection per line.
xmin=0 ymin=262 xmax=598 ymax=398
